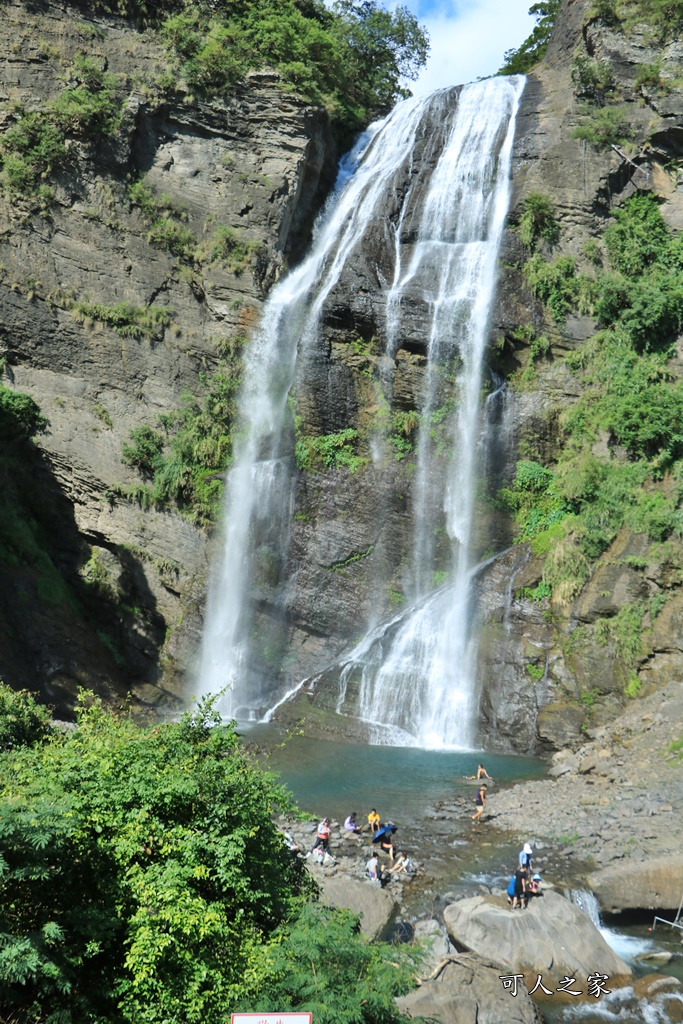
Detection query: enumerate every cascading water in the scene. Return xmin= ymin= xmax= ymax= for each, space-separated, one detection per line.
xmin=331 ymin=76 xmax=524 ymax=748
xmin=196 ymin=76 xmax=524 ymax=743
xmin=196 ymin=93 xmax=438 ymax=716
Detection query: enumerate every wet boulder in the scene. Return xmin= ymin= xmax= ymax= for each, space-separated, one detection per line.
xmin=443 ymin=891 xmax=631 ymax=987
xmin=587 ymin=855 xmax=683 ymax=913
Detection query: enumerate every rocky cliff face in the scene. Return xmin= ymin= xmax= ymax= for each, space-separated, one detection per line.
xmin=4 ymin=0 xmax=683 ymax=752
xmin=0 ymin=0 xmax=335 ymax=710
xmin=477 ymin=0 xmax=683 ymax=750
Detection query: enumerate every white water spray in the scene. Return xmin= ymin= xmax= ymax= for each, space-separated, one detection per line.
xmin=337 ymin=76 xmax=524 ymax=748
xmin=196 ymin=77 xmax=524 ymax=745
xmin=196 ymin=93 xmax=439 ymax=716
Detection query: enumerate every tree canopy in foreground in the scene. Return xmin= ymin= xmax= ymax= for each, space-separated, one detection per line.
xmin=0 ymin=687 xmax=420 ymax=1023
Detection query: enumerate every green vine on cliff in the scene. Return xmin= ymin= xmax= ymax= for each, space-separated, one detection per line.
xmin=120 ymin=334 xmax=246 ymax=524
xmin=504 ymin=194 xmax=683 ymax=611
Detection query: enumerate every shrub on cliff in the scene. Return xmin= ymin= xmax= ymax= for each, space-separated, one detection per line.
xmin=0 ymin=695 xmax=418 ymax=1024
xmin=0 ymin=386 xmax=48 ymax=441
xmin=0 ymin=681 xmax=51 ymax=750
xmin=158 ymin=0 xmax=429 ymax=134
xmin=499 ymin=0 xmax=561 ymax=75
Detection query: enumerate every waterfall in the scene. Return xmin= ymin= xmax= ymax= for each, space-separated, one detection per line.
xmin=332 ymin=77 xmax=524 ymax=748
xmin=195 ymin=76 xmax=525 ymax=742
xmin=196 ymin=94 xmax=434 ymax=716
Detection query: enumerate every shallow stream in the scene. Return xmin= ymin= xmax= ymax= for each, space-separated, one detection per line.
xmin=249 ymin=728 xmax=683 ymax=1022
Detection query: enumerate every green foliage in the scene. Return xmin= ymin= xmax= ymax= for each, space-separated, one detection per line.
xmin=0 ymin=385 xmax=48 ymax=440
xmin=499 ymin=0 xmax=561 ymax=75
xmin=160 ymin=0 xmax=429 ymax=135
xmin=524 ymin=253 xmax=588 ymax=323
xmin=518 ymin=580 xmax=552 ymax=602
xmin=594 ymin=601 xmax=645 ymax=665
xmin=526 ymin=661 xmax=545 ymax=680
xmin=148 ymin=218 xmax=198 ymax=260
xmin=72 ymin=301 xmax=173 ymax=340
xmin=624 ymin=672 xmax=642 ymax=697
xmin=204 ymin=226 xmax=263 ymax=275
xmin=588 ymin=0 xmax=620 ymax=24
xmin=499 ymin=460 xmax=570 ymax=541
xmin=0 ymin=112 xmax=65 ymax=204
xmin=0 ymin=696 xmax=306 ymax=1023
xmin=388 ymin=409 xmax=420 ymax=461
xmin=571 ymin=55 xmax=614 ymax=101
xmin=572 ymin=105 xmax=633 ymax=148
xmin=529 ymin=196 xmax=683 ymax=349
xmin=0 ymin=681 xmax=51 ymax=750
xmin=122 ymin=425 xmax=165 ymax=477
xmin=122 ymin=354 xmax=243 ymax=524
xmin=0 ymin=56 xmax=121 ymax=203
xmin=0 ymin=390 xmax=75 ymax=610
xmin=0 ymin=696 xmax=419 ymax=1024
xmin=580 ymin=687 xmax=601 ymax=708
xmin=618 ymin=0 xmax=683 ymax=40
xmin=237 ymin=902 xmax=421 ymax=1024
xmin=295 ymin=428 xmax=363 ymax=473
xmin=128 ymin=180 xmax=198 ymax=261
xmin=518 ymin=192 xmax=558 ymax=251
xmin=605 ymin=194 xmax=671 ymax=276
xmin=634 ymin=62 xmax=665 ymax=90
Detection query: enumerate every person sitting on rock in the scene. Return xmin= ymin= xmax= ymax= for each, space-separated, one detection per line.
xmin=512 ymin=864 xmax=528 ymax=909
xmin=471 ymin=784 xmax=487 ymax=823
xmin=528 ymin=873 xmax=543 ymax=898
xmin=282 ymin=828 xmax=301 ymax=858
xmin=389 ymin=851 xmax=415 ymax=876
xmin=366 ymin=852 xmax=381 ymax=883
xmin=476 ymin=763 xmax=491 ymax=780
xmin=344 ymin=812 xmax=360 ymax=832
xmin=367 ymin=808 xmax=381 ymax=833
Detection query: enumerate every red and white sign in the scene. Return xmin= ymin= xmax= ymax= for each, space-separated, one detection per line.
xmin=231 ymin=1016 xmax=312 ymax=1024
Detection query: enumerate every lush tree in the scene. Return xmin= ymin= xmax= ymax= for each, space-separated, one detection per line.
xmin=0 ymin=696 xmax=419 ymax=1024
xmin=498 ymin=0 xmax=561 ymax=75
xmin=0 ymin=386 xmax=47 ymax=441
xmin=0 ymin=696 xmax=305 ymax=1023
xmin=0 ymin=681 xmax=52 ymax=750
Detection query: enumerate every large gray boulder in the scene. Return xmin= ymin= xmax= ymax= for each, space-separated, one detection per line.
xmin=396 ymin=953 xmax=543 ymax=1024
xmin=588 ymin=856 xmax=683 ymax=913
xmin=317 ymin=875 xmax=398 ymax=940
xmin=443 ymin=891 xmax=631 ymax=986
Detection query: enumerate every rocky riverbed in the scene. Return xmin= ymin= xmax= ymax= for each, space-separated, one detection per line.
xmin=482 ymin=681 xmax=683 ymax=872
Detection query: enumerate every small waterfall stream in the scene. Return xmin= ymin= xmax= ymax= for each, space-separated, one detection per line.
xmin=196 ymin=77 xmax=525 ymax=745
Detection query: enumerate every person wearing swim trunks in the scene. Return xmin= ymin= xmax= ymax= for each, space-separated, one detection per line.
xmin=471 ymin=784 xmax=486 ymax=822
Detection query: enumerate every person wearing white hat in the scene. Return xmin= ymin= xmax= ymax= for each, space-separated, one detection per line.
xmin=519 ymin=842 xmax=533 ymax=872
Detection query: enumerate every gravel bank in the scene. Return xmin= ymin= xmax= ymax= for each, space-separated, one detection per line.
xmin=487 ymin=682 xmax=683 ymax=868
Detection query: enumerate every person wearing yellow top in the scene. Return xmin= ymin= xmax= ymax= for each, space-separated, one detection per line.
xmin=367 ymin=808 xmax=380 ymax=833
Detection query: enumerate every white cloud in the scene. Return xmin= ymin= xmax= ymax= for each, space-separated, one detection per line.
xmin=407 ymin=0 xmax=535 ymax=95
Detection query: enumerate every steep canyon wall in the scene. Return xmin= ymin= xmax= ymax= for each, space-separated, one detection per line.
xmin=0 ymin=0 xmax=336 ymax=710
xmin=3 ymin=0 xmax=683 ymax=753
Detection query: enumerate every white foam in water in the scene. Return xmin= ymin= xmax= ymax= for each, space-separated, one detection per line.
xmin=599 ymin=927 xmax=653 ymax=963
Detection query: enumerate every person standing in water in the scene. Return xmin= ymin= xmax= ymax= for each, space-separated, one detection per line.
xmin=472 ymin=784 xmax=487 ymax=823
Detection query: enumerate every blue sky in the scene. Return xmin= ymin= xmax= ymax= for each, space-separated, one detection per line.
xmin=396 ymin=0 xmax=535 ymax=94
